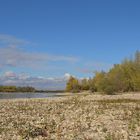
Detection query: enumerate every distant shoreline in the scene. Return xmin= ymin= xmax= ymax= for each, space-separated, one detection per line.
xmin=0 ymin=91 xmax=140 ymax=100
xmin=0 ymin=90 xmax=66 ymax=93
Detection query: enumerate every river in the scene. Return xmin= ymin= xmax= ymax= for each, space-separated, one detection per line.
xmin=0 ymin=92 xmax=62 ymax=99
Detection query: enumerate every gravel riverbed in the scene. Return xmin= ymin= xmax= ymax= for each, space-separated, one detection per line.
xmin=0 ymin=93 xmax=140 ymax=140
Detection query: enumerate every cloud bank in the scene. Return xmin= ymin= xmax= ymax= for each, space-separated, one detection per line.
xmin=0 ymin=34 xmax=76 ymax=89
xmin=0 ymin=71 xmax=71 ymax=90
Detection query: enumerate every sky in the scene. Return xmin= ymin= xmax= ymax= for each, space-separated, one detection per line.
xmin=0 ymin=0 xmax=140 ymax=89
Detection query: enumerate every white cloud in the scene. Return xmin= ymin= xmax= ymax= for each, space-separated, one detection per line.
xmin=64 ymin=73 xmax=71 ymax=80
xmin=0 ymin=46 xmax=78 ymax=68
xmin=0 ymin=34 xmax=78 ymax=69
xmin=0 ymin=71 xmax=70 ymax=90
xmin=18 ymin=73 xmax=30 ymax=80
xmin=0 ymin=34 xmax=30 ymax=46
xmin=3 ymin=71 xmax=16 ymax=78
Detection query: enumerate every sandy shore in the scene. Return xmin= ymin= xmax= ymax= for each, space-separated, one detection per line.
xmin=0 ymin=93 xmax=140 ymax=140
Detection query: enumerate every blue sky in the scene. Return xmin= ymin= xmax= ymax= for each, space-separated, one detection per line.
xmin=0 ymin=0 xmax=140 ymax=89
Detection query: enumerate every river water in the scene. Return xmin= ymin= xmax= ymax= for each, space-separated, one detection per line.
xmin=0 ymin=92 xmax=62 ymax=99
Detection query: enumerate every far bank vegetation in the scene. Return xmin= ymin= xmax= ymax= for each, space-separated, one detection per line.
xmin=0 ymin=86 xmax=36 ymax=92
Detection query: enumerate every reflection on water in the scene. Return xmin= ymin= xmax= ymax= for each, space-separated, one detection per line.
xmin=0 ymin=92 xmax=61 ymax=99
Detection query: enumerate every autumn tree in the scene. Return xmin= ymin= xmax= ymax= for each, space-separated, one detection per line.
xmin=66 ymin=76 xmax=80 ymax=92
xmin=93 ymin=71 xmax=107 ymax=92
xmin=80 ymin=78 xmax=90 ymax=90
xmin=65 ymin=51 xmax=140 ymax=94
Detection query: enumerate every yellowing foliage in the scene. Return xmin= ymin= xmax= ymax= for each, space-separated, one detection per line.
xmin=66 ymin=51 xmax=140 ymax=94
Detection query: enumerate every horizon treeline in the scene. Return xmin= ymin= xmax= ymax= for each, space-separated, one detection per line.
xmin=0 ymin=86 xmax=36 ymax=92
xmin=66 ymin=51 xmax=140 ymax=94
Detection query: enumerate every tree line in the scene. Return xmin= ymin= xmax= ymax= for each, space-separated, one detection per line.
xmin=66 ymin=51 xmax=140 ymax=94
xmin=0 ymin=86 xmax=36 ymax=92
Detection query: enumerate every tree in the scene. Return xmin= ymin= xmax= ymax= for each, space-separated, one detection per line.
xmin=66 ymin=76 xmax=80 ymax=92
xmin=134 ymin=50 xmax=140 ymax=65
xmin=80 ymin=78 xmax=90 ymax=90
xmin=88 ymin=78 xmax=96 ymax=92
xmin=65 ymin=51 xmax=140 ymax=94
xmin=94 ymin=71 xmax=107 ymax=92
xmin=132 ymin=51 xmax=140 ymax=91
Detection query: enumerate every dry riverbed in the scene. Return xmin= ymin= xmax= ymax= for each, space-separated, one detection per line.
xmin=0 ymin=93 xmax=140 ymax=140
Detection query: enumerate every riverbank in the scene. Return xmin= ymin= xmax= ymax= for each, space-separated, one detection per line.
xmin=0 ymin=93 xmax=140 ymax=139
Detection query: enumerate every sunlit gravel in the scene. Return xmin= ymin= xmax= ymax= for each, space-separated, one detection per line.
xmin=0 ymin=93 xmax=140 ymax=140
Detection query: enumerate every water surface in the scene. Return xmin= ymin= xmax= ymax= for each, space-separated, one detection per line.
xmin=0 ymin=92 xmax=62 ymax=99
